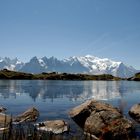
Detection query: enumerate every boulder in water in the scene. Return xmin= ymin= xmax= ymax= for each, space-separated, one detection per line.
xmin=13 ymin=107 xmax=39 ymax=123
xmin=69 ymin=99 xmax=133 ymax=140
xmin=129 ymin=103 xmax=140 ymax=122
xmin=36 ymin=120 xmax=69 ymax=134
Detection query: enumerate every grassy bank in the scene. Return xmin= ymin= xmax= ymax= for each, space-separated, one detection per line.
xmin=0 ymin=69 xmax=121 ymax=81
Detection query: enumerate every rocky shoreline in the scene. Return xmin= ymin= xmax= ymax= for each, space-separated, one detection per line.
xmin=1 ymin=100 xmax=140 ymax=139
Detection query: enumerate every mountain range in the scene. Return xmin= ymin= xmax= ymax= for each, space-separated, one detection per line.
xmin=0 ymin=55 xmax=138 ymax=78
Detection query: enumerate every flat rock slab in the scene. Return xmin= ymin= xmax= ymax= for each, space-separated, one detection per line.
xmin=36 ymin=120 xmax=69 ymax=134
xmin=13 ymin=107 xmax=39 ymax=123
xmin=69 ymin=99 xmax=133 ymax=140
xmin=129 ymin=103 xmax=140 ymax=122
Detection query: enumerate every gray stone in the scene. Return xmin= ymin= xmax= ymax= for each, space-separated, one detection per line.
xmin=69 ymin=99 xmax=133 ymax=140
xmin=13 ymin=107 xmax=39 ymax=123
xmin=129 ymin=103 xmax=140 ymax=122
xmin=36 ymin=120 xmax=69 ymax=134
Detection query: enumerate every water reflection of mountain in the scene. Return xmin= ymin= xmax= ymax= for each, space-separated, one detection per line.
xmin=0 ymin=80 xmax=140 ymax=101
xmin=78 ymin=81 xmax=121 ymax=100
xmin=0 ymin=80 xmax=23 ymax=99
xmin=22 ymin=81 xmax=84 ymax=101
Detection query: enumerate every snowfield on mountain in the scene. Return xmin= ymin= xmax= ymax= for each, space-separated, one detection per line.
xmin=0 ymin=55 xmax=138 ymax=78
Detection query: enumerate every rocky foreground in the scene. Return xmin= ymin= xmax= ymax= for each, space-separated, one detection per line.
xmin=0 ymin=107 xmax=69 ymax=136
xmin=1 ymin=100 xmax=140 ymax=140
xmin=69 ymin=100 xmax=133 ymax=140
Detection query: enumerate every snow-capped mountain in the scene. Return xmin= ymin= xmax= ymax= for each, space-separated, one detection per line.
xmin=62 ymin=55 xmax=137 ymax=78
xmin=0 ymin=55 xmax=138 ymax=78
xmin=0 ymin=57 xmax=23 ymax=70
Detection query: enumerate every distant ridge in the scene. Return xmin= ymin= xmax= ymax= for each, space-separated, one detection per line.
xmin=0 ymin=55 xmax=138 ymax=78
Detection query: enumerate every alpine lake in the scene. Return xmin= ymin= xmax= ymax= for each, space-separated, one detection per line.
xmin=0 ymin=80 xmax=140 ymax=139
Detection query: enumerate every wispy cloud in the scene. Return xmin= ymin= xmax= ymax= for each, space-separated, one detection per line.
xmin=79 ymin=33 xmax=110 ymax=55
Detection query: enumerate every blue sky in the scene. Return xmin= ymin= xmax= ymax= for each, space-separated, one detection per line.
xmin=0 ymin=0 xmax=140 ymax=69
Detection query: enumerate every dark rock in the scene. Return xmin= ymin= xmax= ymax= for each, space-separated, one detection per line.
xmin=69 ymin=99 xmax=133 ymax=140
xmin=36 ymin=120 xmax=69 ymax=134
xmin=129 ymin=103 xmax=140 ymax=122
xmin=0 ymin=107 xmax=7 ymax=112
xmin=13 ymin=107 xmax=39 ymax=123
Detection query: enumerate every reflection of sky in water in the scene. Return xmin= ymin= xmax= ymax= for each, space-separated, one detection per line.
xmin=0 ymin=80 xmax=140 ymax=137
xmin=0 ymin=80 xmax=140 ymax=118
xmin=0 ymin=80 xmax=140 ymax=101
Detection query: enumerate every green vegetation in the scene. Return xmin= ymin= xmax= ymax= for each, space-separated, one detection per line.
xmin=135 ymin=73 xmax=140 ymax=78
xmin=128 ymin=72 xmax=140 ymax=81
xmin=0 ymin=69 xmax=121 ymax=80
xmin=35 ymin=72 xmax=121 ymax=80
xmin=0 ymin=69 xmax=33 ymax=79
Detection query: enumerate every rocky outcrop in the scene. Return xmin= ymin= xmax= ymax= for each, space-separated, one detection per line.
xmin=69 ymin=99 xmax=133 ymax=140
xmin=0 ymin=113 xmax=11 ymax=131
xmin=0 ymin=107 xmax=6 ymax=113
xmin=36 ymin=120 xmax=69 ymax=134
xmin=129 ymin=103 xmax=140 ymax=122
xmin=13 ymin=107 xmax=39 ymax=123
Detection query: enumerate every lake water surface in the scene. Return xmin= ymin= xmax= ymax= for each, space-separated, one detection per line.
xmin=0 ymin=80 xmax=140 ymax=138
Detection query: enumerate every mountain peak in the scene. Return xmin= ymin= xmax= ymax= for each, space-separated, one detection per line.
xmin=0 ymin=55 xmax=138 ymax=78
xmin=30 ymin=56 xmax=38 ymax=60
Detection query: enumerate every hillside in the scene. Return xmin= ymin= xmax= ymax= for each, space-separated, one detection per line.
xmin=0 ymin=69 xmax=34 ymax=79
xmin=0 ymin=69 xmax=121 ymax=80
xmin=128 ymin=72 xmax=140 ymax=81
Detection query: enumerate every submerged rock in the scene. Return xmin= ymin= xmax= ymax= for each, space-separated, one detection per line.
xmin=0 ymin=113 xmax=11 ymax=131
xmin=13 ymin=107 xmax=39 ymax=123
xmin=36 ymin=120 xmax=69 ymax=134
xmin=129 ymin=103 xmax=140 ymax=122
xmin=69 ymin=99 xmax=133 ymax=140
